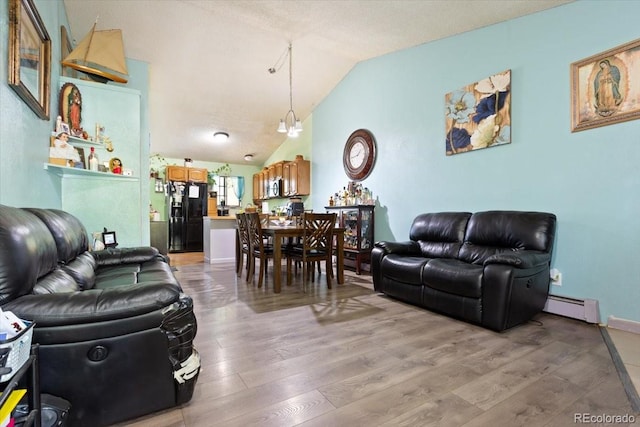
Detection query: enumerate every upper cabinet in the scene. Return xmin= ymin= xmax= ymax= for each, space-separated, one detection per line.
xmin=188 ymin=167 xmax=208 ymax=183
xmin=166 ymin=166 xmax=207 ymax=183
xmin=285 ymin=155 xmax=310 ymax=197
xmin=253 ymin=155 xmax=310 ymax=201
xmin=166 ymin=165 xmax=187 ymax=181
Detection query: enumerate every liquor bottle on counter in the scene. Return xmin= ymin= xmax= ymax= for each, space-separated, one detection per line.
xmin=88 ymin=147 xmax=99 ymax=171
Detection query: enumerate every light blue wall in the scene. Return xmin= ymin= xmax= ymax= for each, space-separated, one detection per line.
xmin=312 ymin=0 xmax=640 ymax=324
xmin=0 ymin=0 xmax=65 ymax=208
xmin=0 ymin=0 xmax=150 ymax=246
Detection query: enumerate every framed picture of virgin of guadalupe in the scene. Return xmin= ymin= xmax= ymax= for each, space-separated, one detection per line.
xmin=571 ymin=38 xmax=640 ymax=132
xmin=59 ymin=82 xmax=84 ymax=137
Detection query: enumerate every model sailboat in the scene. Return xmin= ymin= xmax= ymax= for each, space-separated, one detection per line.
xmin=61 ymin=22 xmax=128 ymax=84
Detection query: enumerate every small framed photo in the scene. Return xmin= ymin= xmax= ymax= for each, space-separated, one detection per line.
xmin=59 ymin=122 xmax=70 ymax=135
xmin=102 ymin=230 xmax=118 ymax=248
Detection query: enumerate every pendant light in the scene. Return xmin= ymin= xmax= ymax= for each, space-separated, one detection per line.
xmin=276 ymin=43 xmax=302 ymax=138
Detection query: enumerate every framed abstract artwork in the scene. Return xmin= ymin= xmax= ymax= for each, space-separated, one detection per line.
xmin=445 ymin=70 xmax=511 ymax=155
xmin=7 ymin=0 xmax=51 ymax=120
xmin=571 ymin=38 xmax=640 ymax=132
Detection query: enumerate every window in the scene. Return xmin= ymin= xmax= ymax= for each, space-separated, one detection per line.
xmin=216 ymin=176 xmax=245 ymax=207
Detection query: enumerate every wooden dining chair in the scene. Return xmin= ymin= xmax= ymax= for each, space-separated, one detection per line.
xmin=287 ymin=212 xmax=336 ymax=290
xmin=246 ymin=212 xmax=277 ymax=288
xmin=235 ymin=213 xmax=251 ymax=280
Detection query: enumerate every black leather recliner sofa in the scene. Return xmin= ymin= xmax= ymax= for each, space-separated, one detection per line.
xmin=0 ymin=205 xmax=200 ymax=426
xmin=371 ymin=210 xmax=556 ymax=331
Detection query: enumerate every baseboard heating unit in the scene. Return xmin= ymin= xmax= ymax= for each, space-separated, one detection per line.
xmin=543 ymin=295 xmax=600 ymax=324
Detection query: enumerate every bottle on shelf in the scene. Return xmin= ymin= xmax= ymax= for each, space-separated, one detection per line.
xmin=88 ymin=147 xmax=99 ymax=171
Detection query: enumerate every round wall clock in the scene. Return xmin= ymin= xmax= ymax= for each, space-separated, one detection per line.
xmin=343 ymin=129 xmax=376 ymax=181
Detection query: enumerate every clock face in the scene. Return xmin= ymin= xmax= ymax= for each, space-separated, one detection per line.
xmin=343 ymin=129 xmax=376 ymax=181
xmin=349 ymin=140 xmax=366 ymax=169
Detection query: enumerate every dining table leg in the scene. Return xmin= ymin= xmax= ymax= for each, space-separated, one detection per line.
xmin=273 ymin=234 xmax=282 ymax=293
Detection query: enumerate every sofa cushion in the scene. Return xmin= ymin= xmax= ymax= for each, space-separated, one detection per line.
xmin=423 ymin=258 xmax=483 ymax=298
xmin=0 ymin=205 xmax=59 ymax=304
xmin=94 ymin=260 xmax=178 ymax=290
xmin=24 ymin=208 xmax=89 ymax=264
xmin=32 ymin=268 xmax=81 ymax=294
xmin=380 ymin=255 xmax=429 ymax=285
xmin=459 ymin=211 xmax=557 ymax=264
xmin=409 ymin=212 xmax=471 ymax=258
xmin=61 ymin=251 xmax=97 ymax=290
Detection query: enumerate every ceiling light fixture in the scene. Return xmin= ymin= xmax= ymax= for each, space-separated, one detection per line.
xmin=275 ymin=43 xmax=302 ymax=138
xmin=213 ymin=131 xmax=229 ymax=142
xmin=244 ymin=154 xmax=253 ymax=162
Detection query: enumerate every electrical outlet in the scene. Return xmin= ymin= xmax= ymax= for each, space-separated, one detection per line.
xmin=550 ymin=268 xmax=562 ymax=286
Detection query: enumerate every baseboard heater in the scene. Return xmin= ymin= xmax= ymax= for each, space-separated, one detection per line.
xmin=543 ymin=295 xmax=600 ymax=324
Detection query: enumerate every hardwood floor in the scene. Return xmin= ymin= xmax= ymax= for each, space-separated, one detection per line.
xmin=115 ymin=253 xmax=640 ymax=426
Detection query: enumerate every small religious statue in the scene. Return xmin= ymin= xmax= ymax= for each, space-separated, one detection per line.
xmin=109 ymin=157 xmax=123 ymax=174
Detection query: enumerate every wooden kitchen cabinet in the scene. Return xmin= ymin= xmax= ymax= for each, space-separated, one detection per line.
xmin=260 ymin=168 xmax=269 ymax=199
xmin=285 ymin=155 xmax=310 ymax=196
xmin=165 ymin=166 xmax=207 ymax=183
xmin=274 ymin=161 xmax=284 ymax=179
xmin=207 ymin=196 xmax=218 ymax=216
xmin=166 ymin=165 xmax=187 ymax=181
xmin=253 ymin=173 xmax=260 ymax=202
xmin=187 ymin=167 xmax=208 ymax=183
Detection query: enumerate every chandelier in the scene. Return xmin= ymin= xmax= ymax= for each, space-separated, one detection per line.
xmin=274 ymin=43 xmax=302 ymax=137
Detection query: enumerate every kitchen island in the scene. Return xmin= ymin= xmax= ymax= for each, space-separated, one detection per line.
xmin=203 ymin=216 xmax=237 ymax=264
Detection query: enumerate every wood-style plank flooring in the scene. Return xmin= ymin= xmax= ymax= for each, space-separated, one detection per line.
xmin=115 ymin=253 xmax=640 ymax=426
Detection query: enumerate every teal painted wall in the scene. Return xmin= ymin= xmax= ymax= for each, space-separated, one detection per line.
xmin=0 ymin=0 xmax=65 ymax=208
xmin=1 ymin=0 xmax=150 ymax=246
xmin=312 ymin=0 xmax=640 ymax=324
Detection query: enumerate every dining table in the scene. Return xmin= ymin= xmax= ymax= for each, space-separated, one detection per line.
xmin=261 ymin=223 xmax=345 ymax=293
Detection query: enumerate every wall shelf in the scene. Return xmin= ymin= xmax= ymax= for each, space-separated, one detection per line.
xmin=44 ymin=163 xmax=139 ymax=181
xmin=51 ymin=132 xmax=103 ymax=147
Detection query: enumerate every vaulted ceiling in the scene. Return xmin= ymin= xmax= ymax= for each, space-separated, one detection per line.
xmin=63 ymin=0 xmax=572 ymax=165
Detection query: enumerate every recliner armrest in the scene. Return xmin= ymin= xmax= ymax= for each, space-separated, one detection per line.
xmin=483 ymin=250 xmax=550 ymax=269
xmin=374 ymin=240 xmax=422 ymax=256
xmin=92 ymin=246 xmax=162 ymax=266
xmin=3 ymin=281 xmax=181 ymax=327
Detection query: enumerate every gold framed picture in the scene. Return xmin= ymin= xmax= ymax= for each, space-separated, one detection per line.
xmin=571 ymin=38 xmax=640 ymax=132
xmin=7 ymin=0 xmax=51 ymax=120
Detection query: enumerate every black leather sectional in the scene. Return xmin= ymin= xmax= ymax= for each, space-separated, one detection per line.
xmin=0 ymin=205 xmax=200 ymax=426
xmin=371 ymin=211 xmax=556 ymax=331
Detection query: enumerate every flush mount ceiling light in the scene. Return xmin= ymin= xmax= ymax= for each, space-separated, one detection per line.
xmin=213 ymin=131 xmax=229 ymax=142
xmin=244 ymin=154 xmax=254 ymax=161
xmin=271 ymin=43 xmax=302 ymax=138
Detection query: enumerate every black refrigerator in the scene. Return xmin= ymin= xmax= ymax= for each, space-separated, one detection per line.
xmin=168 ymin=181 xmax=208 ymax=252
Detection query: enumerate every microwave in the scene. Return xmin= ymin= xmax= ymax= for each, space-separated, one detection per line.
xmin=271 ymin=179 xmax=283 ymax=198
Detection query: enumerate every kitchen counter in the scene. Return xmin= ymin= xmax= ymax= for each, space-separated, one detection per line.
xmin=203 ymin=216 xmax=237 ymax=264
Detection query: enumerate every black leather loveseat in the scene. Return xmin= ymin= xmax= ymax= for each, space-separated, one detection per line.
xmin=372 ymin=210 xmax=556 ymax=331
xmin=0 ymin=205 xmax=200 ymax=426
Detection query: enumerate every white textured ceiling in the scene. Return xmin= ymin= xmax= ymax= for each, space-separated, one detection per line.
xmin=63 ymin=0 xmax=571 ymax=165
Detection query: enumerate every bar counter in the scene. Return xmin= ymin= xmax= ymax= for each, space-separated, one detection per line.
xmin=203 ymin=216 xmax=236 ymax=264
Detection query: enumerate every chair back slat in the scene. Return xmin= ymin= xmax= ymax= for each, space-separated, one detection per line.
xmin=246 ymin=212 xmax=265 ymax=254
xmin=301 ymin=213 xmax=336 ymax=254
xmin=236 ymin=213 xmax=250 ymax=248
